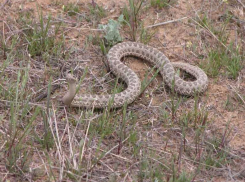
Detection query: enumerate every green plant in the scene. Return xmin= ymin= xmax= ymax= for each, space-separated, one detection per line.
xmin=62 ymin=3 xmax=80 ymax=16
xmin=87 ymin=2 xmax=106 ymax=25
xmin=98 ymin=15 xmax=124 ymax=47
xmin=200 ymin=43 xmax=243 ymax=79
xmin=2 ymin=67 xmax=41 ymax=172
xmin=17 ymin=10 xmax=34 ymax=25
xmin=139 ymin=23 xmax=155 ymax=44
xmin=96 ymin=15 xmax=124 ymax=54
xmin=201 ymin=49 xmax=223 ymax=77
xmin=89 ymin=4 xmax=105 ymax=18
xmin=204 ymin=139 xmax=229 ymax=170
xmin=167 ymin=171 xmax=192 ymax=182
xmin=122 ymin=0 xmax=155 ymax=43
xmin=122 ymin=0 xmax=144 ymax=41
xmin=225 ymin=44 xmax=243 ymax=79
xmin=224 ymin=95 xmax=235 ymax=111
xmin=150 ymin=0 xmax=177 ymax=9
xmin=0 ymin=32 xmax=7 ymax=59
xmin=195 ymin=13 xmax=243 ymax=79
xmin=25 ymin=7 xmax=63 ymax=62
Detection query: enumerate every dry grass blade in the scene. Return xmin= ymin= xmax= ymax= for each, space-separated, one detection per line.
xmin=146 ymin=17 xmax=187 ymax=28
xmin=236 ymin=0 xmax=245 ymax=8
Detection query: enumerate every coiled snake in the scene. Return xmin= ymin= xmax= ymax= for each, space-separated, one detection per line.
xmin=62 ymin=42 xmax=208 ymax=108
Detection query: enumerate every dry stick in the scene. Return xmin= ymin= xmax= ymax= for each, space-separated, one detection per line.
xmin=61 ymin=26 xmax=103 ymax=31
xmin=191 ymin=17 xmax=230 ymax=51
xmin=63 ymin=108 xmax=76 ymax=167
xmin=205 ymin=140 xmax=245 ymax=161
xmin=51 ymin=165 xmax=93 ymax=179
xmin=80 ymin=115 xmax=92 ymax=164
xmin=232 ymin=165 xmax=245 ymax=178
xmin=148 ymin=157 xmax=171 ymax=170
xmin=236 ymin=0 xmax=245 ymax=8
xmin=122 ymin=162 xmax=141 ymax=182
xmin=96 ymin=148 xmax=132 ymax=162
xmin=178 ymin=136 xmax=183 ymax=173
xmin=32 ymin=84 xmax=60 ymax=102
xmin=87 ymin=136 xmax=130 ymax=173
xmin=48 ymin=108 xmax=62 ymax=160
xmin=146 ymin=17 xmax=187 ymax=29
xmin=36 ymin=148 xmax=50 ymax=178
xmin=183 ymin=156 xmax=227 ymax=170
xmin=16 ymin=166 xmax=32 ymax=182
xmin=51 ymin=104 xmax=65 ymax=181
xmin=228 ymin=84 xmax=245 ymax=106
xmin=187 ymin=2 xmax=234 ymax=55
xmin=0 ymin=99 xmax=48 ymax=108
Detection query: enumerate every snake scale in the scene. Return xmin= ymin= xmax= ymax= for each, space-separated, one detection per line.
xmin=62 ymin=42 xmax=208 ymax=108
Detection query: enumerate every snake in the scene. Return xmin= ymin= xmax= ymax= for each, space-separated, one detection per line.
xmin=62 ymin=42 xmax=208 ymax=108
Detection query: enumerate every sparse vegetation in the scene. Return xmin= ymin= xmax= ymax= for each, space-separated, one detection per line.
xmin=99 ymin=15 xmax=124 ymax=46
xmin=121 ymin=0 xmax=155 ymax=43
xmin=202 ymin=44 xmax=243 ymax=79
xmin=98 ymin=15 xmax=124 ymax=54
xmin=139 ymin=23 xmax=155 ymax=44
xmin=122 ymin=0 xmax=144 ymax=41
xmin=87 ymin=2 xmax=106 ymax=25
xmin=0 ymin=0 xmax=244 ymax=181
xmin=86 ymin=15 xmax=124 ymax=55
xmin=89 ymin=3 xmax=106 ymax=19
xmin=62 ymin=3 xmax=80 ymax=16
xmin=150 ymin=0 xmax=178 ymax=9
xmin=23 ymin=8 xmax=64 ymax=63
xmin=196 ymin=14 xmax=244 ymax=79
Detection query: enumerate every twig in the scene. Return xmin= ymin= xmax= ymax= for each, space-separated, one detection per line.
xmin=32 ymin=84 xmax=60 ymax=102
xmin=146 ymin=17 xmax=187 ymax=29
xmin=87 ymin=136 xmax=130 ymax=173
xmin=96 ymin=148 xmax=132 ymax=162
xmin=80 ymin=116 xmax=91 ymax=164
xmin=232 ymin=165 xmax=245 ymax=178
xmin=0 ymin=99 xmax=47 ymax=108
xmin=236 ymin=0 xmax=245 ymax=8
xmin=228 ymin=84 xmax=245 ymax=106
xmin=61 ymin=26 xmax=103 ymax=31
xmin=190 ymin=17 xmax=232 ymax=54
xmin=36 ymin=148 xmax=50 ymax=178
xmin=205 ymin=140 xmax=245 ymax=161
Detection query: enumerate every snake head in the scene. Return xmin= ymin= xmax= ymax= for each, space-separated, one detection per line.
xmin=66 ymin=74 xmax=77 ymax=84
xmin=62 ymin=74 xmax=77 ymax=106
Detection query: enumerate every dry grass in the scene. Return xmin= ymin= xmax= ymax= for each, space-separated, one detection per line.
xmin=0 ymin=0 xmax=244 ymax=181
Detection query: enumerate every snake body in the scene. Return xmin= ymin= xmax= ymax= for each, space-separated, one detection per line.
xmin=62 ymin=42 xmax=208 ymax=108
